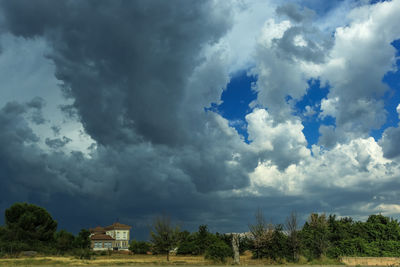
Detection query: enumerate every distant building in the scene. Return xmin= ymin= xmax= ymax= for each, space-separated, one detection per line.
xmin=89 ymin=222 xmax=131 ymax=251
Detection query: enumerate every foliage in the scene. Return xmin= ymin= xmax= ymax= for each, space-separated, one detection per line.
xmin=176 ymin=225 xmax=227 ymax=256
xmin=150 ymin=215 xmax=180 ymax=261
xmin=0 ymin=203 xmax=58 ymax=254
xmin=5 ymin=203 xmax=58 ymax=244
xmin=266 ymin=224 xmax=288 ymax=260
xmin=248 ymin=210 xmax=290 ymax=260
xmin=250 ymin=223 xmax=288 ymax=261
xmin=248 ymin=209 xmax=273 ymax=259
xmin=238 ymin=235 xmax=252 ymax=254
xmin=55 ymin=230 xmax=75 ymax=253
xmin=325 ymin=214 xmax=400 ymax=258
xmin=0 ymin=202 xmax=91 ymax=255
xmin=195 ymin=225 xmax=227 ymax=255
xmin=300 ymin=213 xmax=330 ymax=259
xmin=286 ymin=212 xmax=301 ymax=262
xmin=177 ymin=238 xmax=200 ymax=255
xmin=204 ymin=239 xmax=232 ymax=263
xmin=177 ymin=230 xmax=199 ymax=255
xmin=3 ymin=201 xmax=400 ymax=262
xmin=74 ymin=229 xmax=91 ymax=249
xmin=72 ymin=248 xmax=93 ymax=260
xmin=129 ymin=239 xmax=151 ymax=254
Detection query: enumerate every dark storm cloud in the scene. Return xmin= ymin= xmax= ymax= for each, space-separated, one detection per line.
xmin=276 ymin=3 xmax=315 ymax=23
xmin=45 ymin=136 xmax=72 ymax=149
xmin=273 ymin=26 xmax=332 ymax=64
xmin=0 ymin=101 xmax=185 ymax=229
xmin=0 ymin=107 xmax=251 ymax=237
xmin=2 ymin=0 xmax=399 ymax=238
xmin=1 ymin=0 xmax=232 ymax=147
xmin=318 ymin=125 xmax=338 ymax=149
xmin=0 ymin=0 xmax=247 ymax=189
xmin=0 ymin=101 xmax=38 ymax=144
xmin=380 ymin=125 xmax=400 ymax=159
xmin=0 ymin=101 xmax=71 ymax=208
xmin=26 ymin=97 xmax=46 ymax=125
xmin=273 ymin=3 xmax=333 ymax=64
xmin=50 ymin=125 xmax=61 ymax=136
xmin=0 ymin=0 xmax=262 ymax=235
xmin=58 ymin=104 xmax=78 ymax=120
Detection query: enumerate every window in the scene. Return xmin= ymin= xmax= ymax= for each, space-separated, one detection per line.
xmin=116 ymin=232 xmax=120 ymax=239
xmin=123 ymin=232 xmax=127 ymax=239
xmin=94 ymin=242 xmax=102 ymax=248
xmin=104 ymin=242 xmax=112 ymax=249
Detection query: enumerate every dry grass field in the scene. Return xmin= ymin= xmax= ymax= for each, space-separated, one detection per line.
xmin=0 ymin=251 xmax=344 ymax=266
xmin=0 ymin=253 xmax=229 ymax=266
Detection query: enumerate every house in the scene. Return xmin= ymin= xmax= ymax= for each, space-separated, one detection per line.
xmin=89 ymin=222 xmax=131 ymax=251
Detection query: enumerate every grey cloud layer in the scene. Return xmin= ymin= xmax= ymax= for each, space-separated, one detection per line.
xmin=0 ymin=0 xmax=247 ymax=188
xmin=1 ymin=0 xmax=400 ymax=237
xmin=1 ymin=0 xmax=231 ymax=145
xmin=0 ymin=0 xmax=258 ymax=235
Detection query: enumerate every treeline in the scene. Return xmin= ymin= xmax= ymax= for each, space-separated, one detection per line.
xmin=0 ymin=203 xmax=91 ymax=257
xmin=134 ymin=211 xmax=400 ymax=263
xmin=3 ymin=202 xmax=400 ymax=263
xmin=246 ymin=211 xmax=400 ymax=262
xmin=131 ymin=219 xmax=238 ymax=262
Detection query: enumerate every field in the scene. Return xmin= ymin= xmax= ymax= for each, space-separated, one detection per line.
xmin=0 ymin=251 xmax=344 ymax=266
xmin=0 ymin=252 xmax=234 ymax=266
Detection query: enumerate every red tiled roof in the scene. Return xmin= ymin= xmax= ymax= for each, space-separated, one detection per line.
xmin=89 ymin=226 xmax=106 ymax=233
xmin=104 ymin=222 xmax=131 ymax=230
xmin=90 ymin=234 xmax=115 ymax=240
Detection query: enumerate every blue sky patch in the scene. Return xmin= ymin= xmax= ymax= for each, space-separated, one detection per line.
xmin=206 ymin=71 xmax=257 ymax=142
xmin=294 ymin=79 xmax=333 ymax=147
xmin=370 ymin=0 xmax=390 ymax=5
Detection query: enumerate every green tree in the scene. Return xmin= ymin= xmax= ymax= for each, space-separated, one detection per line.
xmin=4 ymin=202 xmax=57 ymax=250
xmin=327 ymin=215 xmax=360 ymax=257
xmin=364 ymin=214 xmax=400 ymax=241
xmin=74 ymin=229 xmax=91 ymax=249
xmin=248 ymin=209 xmax=273 ymax=259
xmin=55 ymin=230 xmax=75 ymax=253
xmin=195 ymin=225 xmax=219 ymax=254
xmin=150 ymin=215 xmax=180 ymax=261
xmin=129 ymin=240 xmax=151 ymax=254
xmin=205 ymin=239 xmax=232 ymax=263
xmin=238 ymin=235 xmax=252 ymax=254
xmin=286 ymin=212 xmax=300 ymax=262
xmin=177 ymin=230 xmax=200 ymax=255
xmin=301 ymin=213 xmax=330 ymax=259
xmin=197 ymin=225 xmax=210 ymax=253
xmin=176 ymin=225 xmax=220 ymax=255
xmin=267 ymin=224 xmax=288 ymax=261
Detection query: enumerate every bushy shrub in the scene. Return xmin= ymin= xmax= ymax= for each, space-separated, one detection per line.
xmin=177 ymin=240 xmax=200 ymax=255
xmin=177 ymin=226 xmax=220 ymax=255
xmin=238 ymin=235 xmax=252 ymax=254
xmin=129 ymin=240 xmax=151 ymax=254
xmin=0 ymin=241 xmax=31 ymax=255
xmin=73 ymin=248 xmax=93 ymax=260
xmin=99 ymin=250 xmax=107 ymax=256
xmin=205 ymin=240 xmax=232 ymax=263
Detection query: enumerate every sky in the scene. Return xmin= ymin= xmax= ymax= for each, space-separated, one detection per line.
xmin=1 ymin=0 xmax=400 ymax=240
